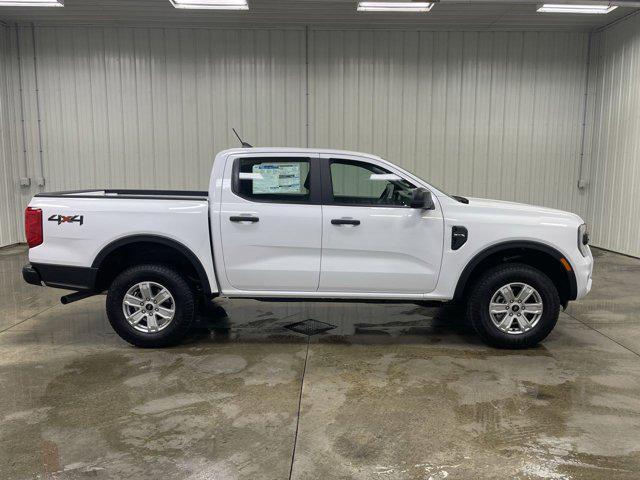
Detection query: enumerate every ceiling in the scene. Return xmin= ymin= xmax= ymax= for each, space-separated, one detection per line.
xmin=0 ymin=0 xmax=637 ymax=31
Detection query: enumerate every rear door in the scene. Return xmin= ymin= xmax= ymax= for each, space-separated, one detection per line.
xmin=219 ymin=153 xmax=322 ymax=292
xmin=319 ymin=154 xmax=444 ymax=294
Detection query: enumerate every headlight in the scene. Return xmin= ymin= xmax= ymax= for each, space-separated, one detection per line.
xmin=578 ymin=223 xmax=590 ymax=257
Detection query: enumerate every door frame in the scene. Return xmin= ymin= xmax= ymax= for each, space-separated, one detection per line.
xmin=214 ymin=151 xmax=324 ymax=294
xmin=317 ymin=152 xmax=444 ymax=296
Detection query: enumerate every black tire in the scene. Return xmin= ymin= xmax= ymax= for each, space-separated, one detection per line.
xmin=106 ymin=264 xmax=195 ymax=348
xmin=466 ymin=263 xmax=560 ymax=349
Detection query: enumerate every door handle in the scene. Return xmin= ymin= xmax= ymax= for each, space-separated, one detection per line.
xmin=331 ymin=218 xmax=360 ymax=226
xmin=230 ymin=216 xmax=259 ymax=223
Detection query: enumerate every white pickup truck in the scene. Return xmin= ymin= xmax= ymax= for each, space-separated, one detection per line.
xmin=23 ymin=147 xmax=593 ymax=348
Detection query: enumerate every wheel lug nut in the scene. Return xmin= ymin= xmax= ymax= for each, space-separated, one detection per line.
xmin=139 ymin=302 xmax=144 ymax=306
xmin=155 ymin=308 xmax=158 ymax=311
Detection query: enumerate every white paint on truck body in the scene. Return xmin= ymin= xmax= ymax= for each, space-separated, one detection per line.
xmin=28 ymin=147 xmax=593 ymax=301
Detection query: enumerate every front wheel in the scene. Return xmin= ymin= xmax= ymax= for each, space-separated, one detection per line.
xmin=106 ymin=264 xmax=196 ymax=348
xmin=466 ymin=263 xmax=560 ymax=349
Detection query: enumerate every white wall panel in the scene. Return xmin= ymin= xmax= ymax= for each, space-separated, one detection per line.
xmin=2 ymin=26 xmax=595 ymax=247
xmin=24 ymin=27 xmax=306 ymax=193
xmin=1 ymin=25 xmax=605 ymax=253
xmin=2 ymin=21 xmax=640 ymax=259
xmin=309 ymin=30 xmax=590 ymax=217
xmin=587 ymin=13 xmax=640 ymax=257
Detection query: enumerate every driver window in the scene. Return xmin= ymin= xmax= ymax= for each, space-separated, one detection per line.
xmin=329 ymin=160 xmax=416 ymax=207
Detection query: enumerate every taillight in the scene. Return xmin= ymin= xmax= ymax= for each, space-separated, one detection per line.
xmin=25 ymin=207 xmax=43 ymax=248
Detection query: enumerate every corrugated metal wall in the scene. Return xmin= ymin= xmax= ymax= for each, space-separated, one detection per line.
xmin=0 ymin=27 xmax=23 ymax=247
xmin=28 ymin=27 xmax=306 ymax=193
xmin=0 ymin=26 xmax=595 ymax=248
xmin=1 ymin=26 xmax=307 ymax=247
xmin=587 ymin=13 xmax=640 ymax=257
xmin=310 ymin=30 xmax=590 ymax=214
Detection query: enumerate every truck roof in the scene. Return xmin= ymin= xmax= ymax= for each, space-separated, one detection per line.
xmin=216 ymin=147 xmax=383 ymax=160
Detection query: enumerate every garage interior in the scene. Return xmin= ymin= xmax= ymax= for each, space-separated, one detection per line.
xmin=1 ymin=1 xmax=640 ymax=478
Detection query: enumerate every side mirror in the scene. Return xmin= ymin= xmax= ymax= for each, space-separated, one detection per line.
xmin=410 ymin=188 xmax=435 ymax=210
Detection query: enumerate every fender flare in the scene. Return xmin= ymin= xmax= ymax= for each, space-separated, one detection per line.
xmin=92 ymin=235 xmax=212 ymax=296
xmin=453 ymin=240 xmax=578 ymax=301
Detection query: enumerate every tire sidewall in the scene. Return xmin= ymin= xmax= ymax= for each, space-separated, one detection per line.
xmin=470 ymin=265 xmax=560 ymax=348
xmin=106 ymin=265 xmax=195 ymax=347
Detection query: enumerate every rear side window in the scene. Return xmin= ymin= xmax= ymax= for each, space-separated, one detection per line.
xmin=234 ymin=158 xmax=311 ymax=203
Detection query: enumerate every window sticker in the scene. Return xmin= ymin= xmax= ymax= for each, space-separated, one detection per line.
xmin=252 ymin=163 xmax=302 ymax=194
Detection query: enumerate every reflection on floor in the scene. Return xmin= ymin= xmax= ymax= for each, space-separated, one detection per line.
xmin=1 ymin=245 xmax=640 ymax=479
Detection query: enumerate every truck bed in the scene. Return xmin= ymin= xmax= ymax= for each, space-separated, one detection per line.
xmin=27 ymin=188 xmax=217 ymax=294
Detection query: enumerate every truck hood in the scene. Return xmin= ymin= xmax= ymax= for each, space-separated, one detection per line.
xmin=463 ymin=196 xmax=584 ymax=224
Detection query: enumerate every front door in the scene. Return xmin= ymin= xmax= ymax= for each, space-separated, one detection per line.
xmin=319 ymin=155 xmax=444 ymax=294
xmin=219 ymin=153 xmax=322 ymax=292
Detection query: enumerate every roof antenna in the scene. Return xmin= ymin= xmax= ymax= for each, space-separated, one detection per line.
xmin=232 ymin=128 xmax=253 ymax=148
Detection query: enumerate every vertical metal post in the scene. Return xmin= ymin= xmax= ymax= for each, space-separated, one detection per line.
xmin=305 ymin=25 xmax=310 ymax=148
xmin=577 ymin=31 xmax=593 ymax=190
xmin=31 ymin=23 xmax=45 ymax=187
xmin=15 ymin=25 xmax=30 ymax=186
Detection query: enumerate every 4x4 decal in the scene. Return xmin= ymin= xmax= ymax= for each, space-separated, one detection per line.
xmin=48 ymin=214 xmax=84 ymax=226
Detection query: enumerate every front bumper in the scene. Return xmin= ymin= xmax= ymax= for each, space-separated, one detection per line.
xmin=572 ymin=248 xmax=594 ymax=299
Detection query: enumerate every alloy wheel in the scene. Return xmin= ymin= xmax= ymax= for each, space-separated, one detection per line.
xmin=122 ymin=281 xmax=176 ymax=333
xmin=489 ymin=282 xmax=544 ymax=335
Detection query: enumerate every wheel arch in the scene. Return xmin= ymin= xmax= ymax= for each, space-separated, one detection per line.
xmin=92 ymin=235 xmax=212 ymax=296
xmin=454 ymin=241 xmax=577 ymax=307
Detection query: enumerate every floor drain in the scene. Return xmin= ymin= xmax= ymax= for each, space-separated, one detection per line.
xmin=284 ymin=319 xmax=336 ymax=336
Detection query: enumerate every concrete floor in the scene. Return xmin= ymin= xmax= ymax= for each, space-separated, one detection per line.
xmin=1 ymin=246 xmax=640 ymax=479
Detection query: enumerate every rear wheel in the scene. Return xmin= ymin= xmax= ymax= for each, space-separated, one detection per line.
xmin=106 ymin=264 xmax=195 ymax=348
xmin=466 ymin=263 xmax=560 ymax=348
